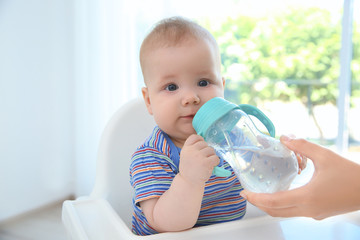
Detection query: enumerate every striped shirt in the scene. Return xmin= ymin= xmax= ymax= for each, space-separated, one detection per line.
xmin=129 ymin=126 xmax=246 ymax=235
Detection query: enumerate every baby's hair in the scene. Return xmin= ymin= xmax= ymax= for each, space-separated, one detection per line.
xmin=140 ymin=16 xmax=218 ymax=75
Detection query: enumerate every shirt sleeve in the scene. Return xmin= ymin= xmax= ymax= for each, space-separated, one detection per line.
xmin=130 ymin=147 xmax=176 ymax=205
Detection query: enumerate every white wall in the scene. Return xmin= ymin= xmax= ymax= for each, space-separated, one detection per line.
xmin=0 ymin=0 xmax=75 ymax=221
xmin=0 ymin=0 xmax=144 ymax=221
xmin=73 ymin=0 xmax=142 ymax=196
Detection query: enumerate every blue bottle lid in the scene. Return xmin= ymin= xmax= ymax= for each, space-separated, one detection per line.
xmin=193 ymin=97 xmax=238 ymax=138
xmin=193 ymin=97 xmax=275 ymax=139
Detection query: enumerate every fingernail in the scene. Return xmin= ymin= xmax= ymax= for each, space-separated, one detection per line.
xmin=240 ymin=191 xmax=247 ymax=200
xmin=281 ymin=135 xmax=294 ymax=142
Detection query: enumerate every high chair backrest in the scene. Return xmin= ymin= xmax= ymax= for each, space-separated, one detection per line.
xmin=90 ymin=97 xmax=156 ymax=229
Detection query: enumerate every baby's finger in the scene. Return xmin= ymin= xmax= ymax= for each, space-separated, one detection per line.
xmin=184 ymin=134 xmax=204 ymax=146
xmin=208 ymin=155 xmax=220 ymax=166
xmin=200 ymin=146 xmax=216 ymax=157
xmin=201 ymin=156 xmax=220 ymax=173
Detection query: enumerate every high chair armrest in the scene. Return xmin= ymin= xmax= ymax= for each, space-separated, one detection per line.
xmin=62 ymin=198 xmax=134 ymax=240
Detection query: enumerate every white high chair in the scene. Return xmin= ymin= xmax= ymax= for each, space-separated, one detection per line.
xmin=62 ymin=97 xmax=360 ymax=240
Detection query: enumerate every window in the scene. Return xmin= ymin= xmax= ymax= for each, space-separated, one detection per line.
xmin=133 ymin=0 xmax=359 ymax=157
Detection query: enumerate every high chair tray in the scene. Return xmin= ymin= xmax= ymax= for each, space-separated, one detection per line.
xmin=63 ymin=197 xmax=360 ymax=240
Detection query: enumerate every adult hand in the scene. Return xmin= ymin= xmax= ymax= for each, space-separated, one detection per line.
xmin=240 ymin=136 xmax=360 ymax=220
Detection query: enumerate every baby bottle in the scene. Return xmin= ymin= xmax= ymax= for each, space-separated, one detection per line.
xmin=193 ymin=97 xmax=298 ymax=193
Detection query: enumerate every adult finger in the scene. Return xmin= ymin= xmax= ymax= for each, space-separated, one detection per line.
xmin=280 ymin=136 xmax=328 ymax=165
xmin=256 ymin=205 xmax=303 ymax=218
xmin=241 ymin=188 xmax=302 ymax=209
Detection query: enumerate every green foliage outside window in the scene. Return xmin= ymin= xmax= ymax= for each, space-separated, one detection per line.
xmin=200 ymin=7 xmax=360 ymax=139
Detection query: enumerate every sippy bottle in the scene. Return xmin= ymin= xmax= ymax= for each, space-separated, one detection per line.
xmin=193 ymin=97 xmax=298 ymax=193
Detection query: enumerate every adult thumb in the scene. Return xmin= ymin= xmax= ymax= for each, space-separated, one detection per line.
xmin=280 ymin=135 xmax=326 ymax=164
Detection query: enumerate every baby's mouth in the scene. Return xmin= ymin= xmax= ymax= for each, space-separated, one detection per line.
xmin=181 ymin=114 xmax=195 ymax=119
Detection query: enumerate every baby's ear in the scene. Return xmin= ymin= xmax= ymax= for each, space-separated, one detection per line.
xmin=142 ymin=87 xmax=153 ymax=115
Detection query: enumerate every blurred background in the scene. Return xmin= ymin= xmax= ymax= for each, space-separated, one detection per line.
xmin=0 ymin=0 xmax=359 ymax=224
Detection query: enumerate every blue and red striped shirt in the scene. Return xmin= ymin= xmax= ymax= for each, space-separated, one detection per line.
xmin=129 ymin=126 xmax=246 ymax=235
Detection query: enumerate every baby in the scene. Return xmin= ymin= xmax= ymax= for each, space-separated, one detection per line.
xmin=129 ymin=16 xmax=246 ymax=235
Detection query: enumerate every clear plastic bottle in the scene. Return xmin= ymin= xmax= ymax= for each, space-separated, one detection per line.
xmin=193 ymin=97 xmax=298 ymax=193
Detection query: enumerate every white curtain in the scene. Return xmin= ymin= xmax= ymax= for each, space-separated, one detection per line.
xmin=73 ymin=0 xmax=175 ymax=196
xmin=73 ymin=0 xmax=140 ymax=196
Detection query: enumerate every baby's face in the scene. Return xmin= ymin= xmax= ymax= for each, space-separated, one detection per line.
xmin=142 ymin=38 xmax=225 ymax=147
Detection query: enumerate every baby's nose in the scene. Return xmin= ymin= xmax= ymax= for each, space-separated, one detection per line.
xmin=182 ymin=93 xmax=200 ymax=105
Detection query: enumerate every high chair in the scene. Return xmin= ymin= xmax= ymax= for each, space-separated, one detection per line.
xmin=62 ymin=97 xmax=359 ymax=239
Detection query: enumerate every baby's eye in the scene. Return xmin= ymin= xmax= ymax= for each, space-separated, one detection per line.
xmin=165 ymin=84 xmax=178 ymax=91
xmin=198 ymin=79 xmax=209 ymax=87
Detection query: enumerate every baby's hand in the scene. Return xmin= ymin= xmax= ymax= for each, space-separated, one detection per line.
xmin=179 ymin=134 xmax=220 ymax=185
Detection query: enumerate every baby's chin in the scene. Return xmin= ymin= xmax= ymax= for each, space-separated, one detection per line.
xmin=180 ymin=129 xmax=196 ymax=138
xmin=186 ymin=126 xmax=197 ymax=135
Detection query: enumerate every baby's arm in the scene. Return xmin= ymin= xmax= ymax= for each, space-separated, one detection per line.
xmin=140 ymin=134 xmax=219 ymax=232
